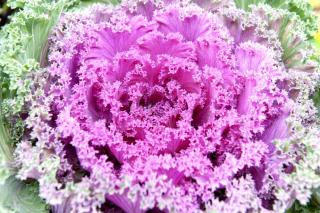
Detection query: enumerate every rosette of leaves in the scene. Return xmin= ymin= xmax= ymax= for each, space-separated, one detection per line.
xmin=0 ymin=0 xmax=319 ymax=212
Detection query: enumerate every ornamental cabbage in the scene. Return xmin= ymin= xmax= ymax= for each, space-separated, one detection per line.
xmin=1 ymin=0 xmax=320 ymax=212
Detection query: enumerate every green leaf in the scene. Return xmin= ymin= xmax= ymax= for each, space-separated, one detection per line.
xmin=286 ymin=191 xmax=320 ymax=213
xmin=234 ymin=0 xmax=265 ymax=11
xmin=0 ymin=176 xmax=48 ymax=213
xmin=0 ymin=121 xmax=13 ymax=164
xmin=0 ymin=0 xmax=65 ymax=116
xmin=312 ymin=87 xmax=320 ymax=116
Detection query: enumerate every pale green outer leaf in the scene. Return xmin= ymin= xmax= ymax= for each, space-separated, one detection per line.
xmin=234 ymin=0 xmax=262 ymax=10
xmin=0 ymin=176 xmax=48 ymax=213
xmin=0 ymin=0 xmax=78 ymax=118
xmin=0 ymin=122 xmax=13 ymax=184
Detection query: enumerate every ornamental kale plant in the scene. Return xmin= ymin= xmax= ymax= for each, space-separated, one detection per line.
xmin=0 ymin=0 xmax=320 ymax=212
